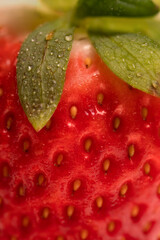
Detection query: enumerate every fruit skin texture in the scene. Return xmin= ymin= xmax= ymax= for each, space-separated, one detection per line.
xmin=1 ymin=29 xmax=160 ymax=240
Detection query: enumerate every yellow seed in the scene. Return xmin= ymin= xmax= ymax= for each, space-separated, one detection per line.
xmin=128 ymin=144 xmax=135 ymax=158
xmin=96 ymin=196 xmax=103 ymax=208
xmin=18 ymin=185 xmax=25 ymax=197
xmin=56 ymin=236 xmax=64 ymax=240
xmin=22 ymin=216 xmax=30 ymax=227
xmin=80 ymin=229 xmax=89 ymax=240
xmin=97 ymin=93 xmax=104 ymax=105
xmin=120 ymin=184 xmax=128 ymax=197
xmin=46 ymin=119 xmax=52 ymax=129
xmin=107 ymin=221 xmax=115 ymax=233
xmin=45 ymin=32 xmax=54 ymax=41
xmin=131 ymin=205 xmax=139 ymax=218
xmin=56 ymin=154 xmax=63 ymax=166
xmin=42 ymin=207 xmax=50 ymax=219
xmin=0 ymin=88 xmax=3 ymax=97
xmin=143 ymin=222 xmax=152 ymax=233
xmin=84 ymin=139 xmax=92 ymax=152
xmin=113 ymin=117 xmax=121 ymax=131
xmin=103 ymin=159 xmax=110 ymax=172
xmin=84 ymin=57 xmax=92 ymax=68
xmin=157 ymin=184 xmax=160 ymax=195
xmin=141 ymin=107 xmax=148 ymax=120
xmin=70 ymin=106 xmax=78 ymax=119
xmin=23 ymin=140 xmax=30 ymax=152
xmin=2 ymin=165 xmax=9 ymax=177
xmin=37 ymin=174 xmax=45 ymax=186
xmin=67 ymin=205 xmax=74 ymax=218
xmin=144 ymin=162 xmax=151 ymax=175
xmin=6 ymin=117 xmax=13 ymax=130
xmin=73 ymin=179 xmax=81 ymax=192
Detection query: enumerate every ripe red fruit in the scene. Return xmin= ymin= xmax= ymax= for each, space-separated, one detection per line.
xmin=1 ymin=29 xmax=160 ymax=240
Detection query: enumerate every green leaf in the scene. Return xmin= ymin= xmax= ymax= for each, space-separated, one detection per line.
xmin=17 ymin=20 xmax=74 ymax=131
xmin=75 ymin=0 xmax=159 ymax=18
xmin=40 ymin=0 xmax=77 ymax=12
xmin=90 ymin=33 xmax=160 ymax=96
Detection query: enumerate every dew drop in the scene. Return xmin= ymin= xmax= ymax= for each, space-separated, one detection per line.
xmin=65 ymin=35 xmax=72 ymax=42
xmin=136 ymin=72 xmax=142 ymax=78
xmin=28 ymin=66 xmax=32 ymax=72
xmin=142 ymin=43 xmax=148 ymax=47
xmin=58 ymin=53 xmax=63 ymax=58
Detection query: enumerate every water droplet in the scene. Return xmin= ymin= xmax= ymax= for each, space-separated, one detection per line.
xmin=65 ymin=35 xmax=72 ymax=42
xmin=136 ymin=72 xmax=142 ymax=78
xmin=50 ymin=52 xmax=53 ymax=56
xmin=142 ymin=43 xmax=148 ymax=47
xmin=28 ymin=66 xmax=32 ymax=71
xmin=26 ymin=48 xmax=29 ymax=52
xmin=58 ymin=53 xmax=63 ymax=58
xmin=31 ymin=39 xmax=35 ymax=42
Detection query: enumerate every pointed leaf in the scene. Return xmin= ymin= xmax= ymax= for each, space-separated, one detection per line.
xmin=89 ymin=33 xmax=160 ymax=96
xmin=17 ymin=21 xmax=74 ymax=131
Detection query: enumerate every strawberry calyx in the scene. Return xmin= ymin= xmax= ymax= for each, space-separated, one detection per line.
xmin=16 ymin=0 xmax=160 ymax=131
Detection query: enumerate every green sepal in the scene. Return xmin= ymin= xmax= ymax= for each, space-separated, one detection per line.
xmin=17 ymin=20 xmax=74 ymax=131
xmin=89 ymin=32 xmax=160 ymax=96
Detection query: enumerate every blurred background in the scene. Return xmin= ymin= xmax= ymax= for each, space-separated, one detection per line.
xmin=0 ymin=0 xmax=38 ymax=6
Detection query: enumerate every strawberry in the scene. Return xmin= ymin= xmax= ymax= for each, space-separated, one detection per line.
xmin=1 ymin=24 xmax=160 ymax=240
xmin=1 ymin=0 xmax=160 ymax=239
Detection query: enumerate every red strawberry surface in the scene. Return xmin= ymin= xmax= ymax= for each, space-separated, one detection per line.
xmin=1 ymin=28 xmax=160 ymax=240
